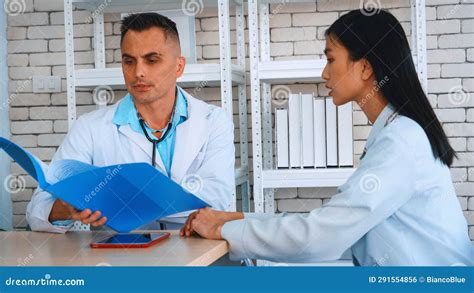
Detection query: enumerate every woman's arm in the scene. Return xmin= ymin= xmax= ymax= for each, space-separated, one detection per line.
xmin=219 ymin=130 xmax=418 ymax=263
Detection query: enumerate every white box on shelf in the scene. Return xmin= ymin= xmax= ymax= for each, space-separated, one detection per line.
xmin=313 ymin=97 xmax=326 ymax=168
xmin=325 ymin=97 xmax=338 ymax=166
xmin=301 ymin=94 xmax=314 ymax=167
xmin=288 ymin=93 xmax=302 ymax=168
xmin=337 ymin=102 xmax=354 ymax=166
xmin=275 ymin=109 xmax=289 ymax=168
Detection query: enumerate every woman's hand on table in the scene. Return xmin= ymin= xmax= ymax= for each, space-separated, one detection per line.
xmin=180 ymin=208 xmax=243 ymax=240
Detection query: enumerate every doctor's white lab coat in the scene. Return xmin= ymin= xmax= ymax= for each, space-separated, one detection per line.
xmin=26 ymin=90 xmax=235 ymax=233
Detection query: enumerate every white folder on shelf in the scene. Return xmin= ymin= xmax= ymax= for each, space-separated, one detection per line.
xmin=337 ymin=102 xmax=354 ymax=166
xmin=313 ymin=97 xmax=326 ymax=168
xmin=276 ymin=109 xmax=289 ymax=168
xmin=301 ymin=94 xmax=314 ymax=167
xmin=288 ymin=93 xmax=302 ymax=168
xmin=325 ymin=97 xmax=338 ymax=167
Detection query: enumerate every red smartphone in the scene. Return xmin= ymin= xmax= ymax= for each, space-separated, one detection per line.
xmin=90 ymin=232 xmax=170 ymax=248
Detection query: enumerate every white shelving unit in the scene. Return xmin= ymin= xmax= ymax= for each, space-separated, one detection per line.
xmin=258 ymin=59 xmax=326 ymax=83
xmin=247 ymin=0 xmax=428 ymax=216
xmin=63 ymin=0 xmax=251 ymax=212
xmin=73 ymin=64 xmax=246 ymax=88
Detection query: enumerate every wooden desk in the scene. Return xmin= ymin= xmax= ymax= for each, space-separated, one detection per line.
xmin=0 ymin=230 xmax=228 ymax=266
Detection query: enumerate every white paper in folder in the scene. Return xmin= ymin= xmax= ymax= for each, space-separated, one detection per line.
xmin=301 ymin=94 xmax=314 ymax=167
xmin=313 ymin=97 xmax=326 ymax=167
xmin=276 ymin=109 xmax=289 ymax=168
xmin=337 ymin=102 xmax=354 ymax=166
xmin=288 ymin=93 xmax=302 ymax=168
xmin=325 ymin=97 xmax=338 ymax=166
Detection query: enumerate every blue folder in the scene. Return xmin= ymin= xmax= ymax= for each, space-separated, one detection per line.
xmin=0 ymin=137 xmax=210 ymax=232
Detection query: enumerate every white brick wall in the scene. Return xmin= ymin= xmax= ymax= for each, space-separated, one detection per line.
xmin=4 ymin=0 xmax=473 ymax=242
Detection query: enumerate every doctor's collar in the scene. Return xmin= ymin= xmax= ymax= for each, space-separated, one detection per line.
xmin=113 ymin=86 xmax=188 ymax=127
xmin=136 ymin=95 xmax=177 ymax=134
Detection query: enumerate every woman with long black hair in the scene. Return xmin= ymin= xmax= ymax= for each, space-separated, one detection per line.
xmin=181 ymin=9 xmax=473 ymax=266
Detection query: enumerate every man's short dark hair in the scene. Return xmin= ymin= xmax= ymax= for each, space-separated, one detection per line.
xmin=120 ymin=13 xmax=180 ymax=45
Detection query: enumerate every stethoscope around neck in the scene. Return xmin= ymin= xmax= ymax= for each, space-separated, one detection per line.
xmin=138 ymin=100 xmax=176 ymax=231
xmin=139 ymin=118 xmax=172 ymax=230
xmin=138 ymin=117 xmax=172 ymax=168
xmin=137 ymin=91 xmax=178 ymax=168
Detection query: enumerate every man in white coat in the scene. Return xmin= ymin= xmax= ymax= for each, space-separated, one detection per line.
xmin=26 ymin=13 xmax=235 ymax=233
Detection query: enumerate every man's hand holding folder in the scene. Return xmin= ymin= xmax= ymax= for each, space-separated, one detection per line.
xmin=49 ymin=199 xmax=107 ymax=227
xmin=0 ymin=137 xmax=210 ymax=233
